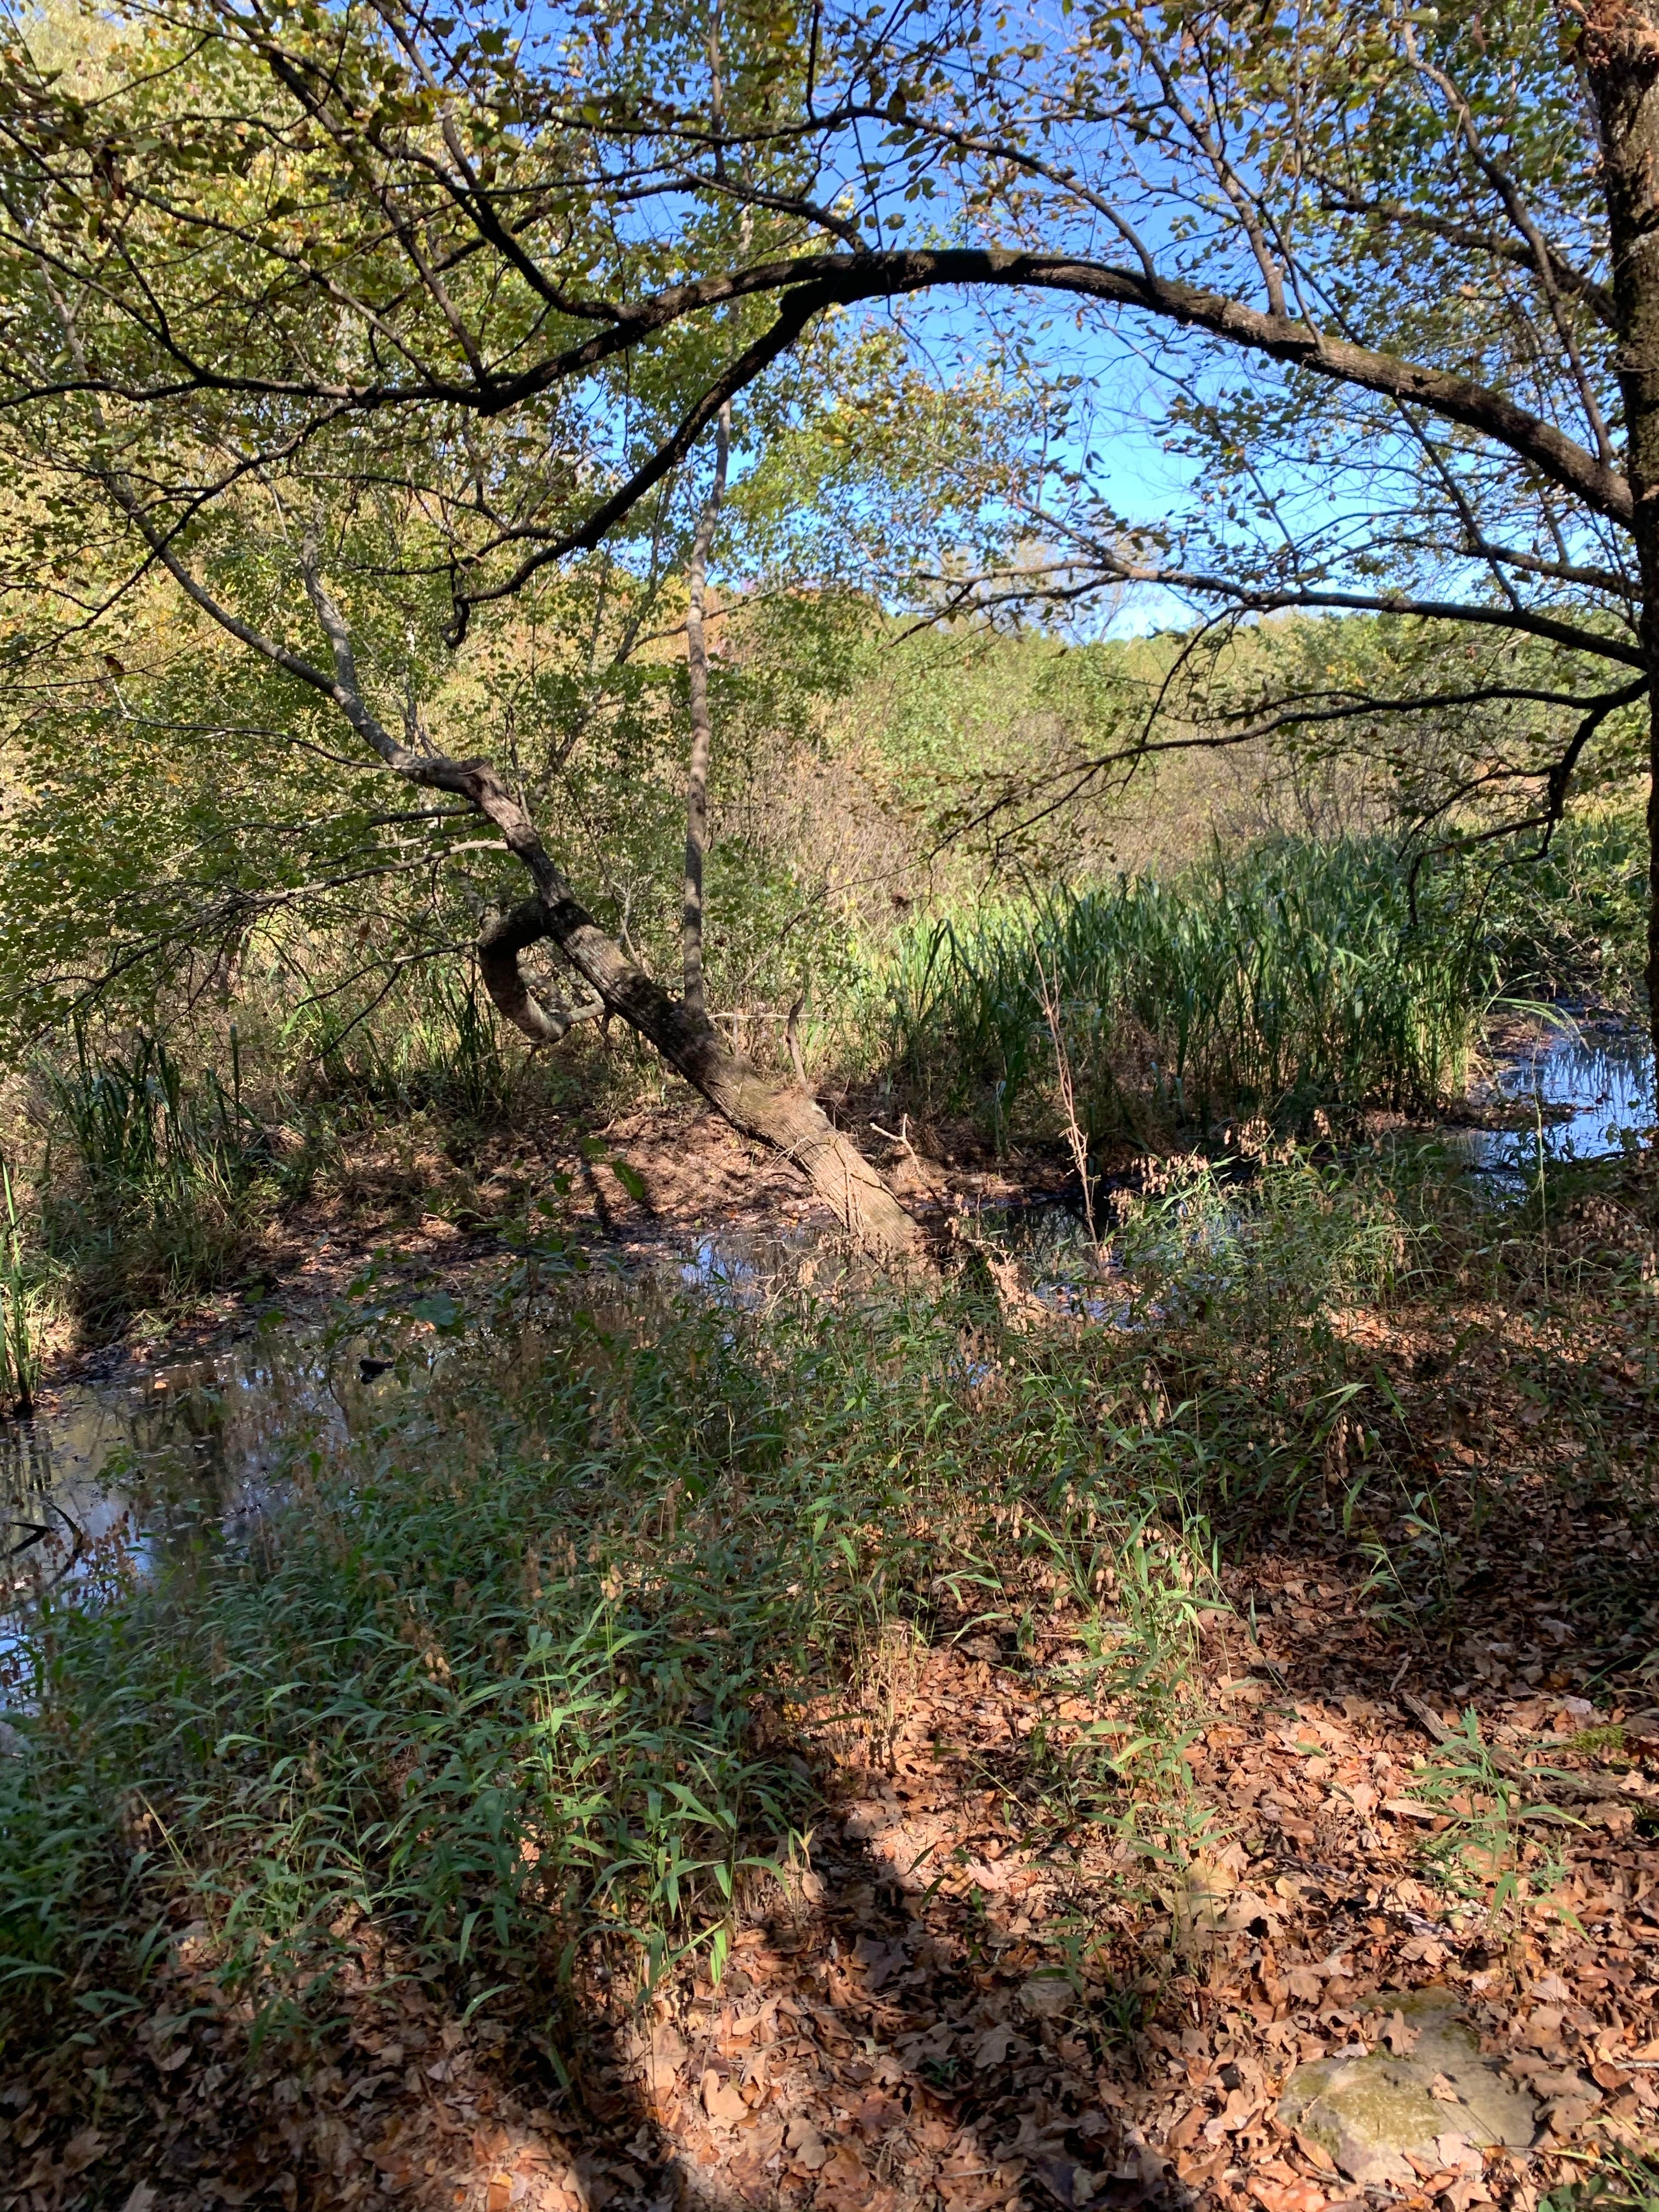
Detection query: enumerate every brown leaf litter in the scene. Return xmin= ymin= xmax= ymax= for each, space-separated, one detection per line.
xmin=6 ymin=1142 xmax=1658 ymax=2212
xmin=6 ymin=1553 xmax=1656 ymax=2212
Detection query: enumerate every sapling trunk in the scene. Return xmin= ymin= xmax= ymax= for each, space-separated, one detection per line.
xmin=682 ymin=401 xmax=729 ymax=1026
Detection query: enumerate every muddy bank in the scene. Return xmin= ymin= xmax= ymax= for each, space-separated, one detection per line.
xmin=25 ymin=1011 xmax=1655 ymax=1404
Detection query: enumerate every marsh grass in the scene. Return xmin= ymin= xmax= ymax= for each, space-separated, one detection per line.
xmin=871 ymin=837 xmax=1500 ymax=1145
xmin=294 ymin=956 xmax=520 ymax=1121
xmin=0 ymin=1161 xmax=42 ymax=1415
xmin=41 ymin=1029 xmax=273 ymax=1327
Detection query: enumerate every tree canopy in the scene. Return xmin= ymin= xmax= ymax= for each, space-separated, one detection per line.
xmin=1 ymin=0 xmax=1655 ymax=1249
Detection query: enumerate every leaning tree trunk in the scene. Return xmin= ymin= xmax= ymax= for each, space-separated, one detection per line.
xmin=482 ymin=891 xmax=931 ymax=1273
xmin=132 ymin=502 xmax=931 ymax=1266
xmin=289 ymin=543 xmax=935 ymax=1276
xmin=1585 ymin=0 xmax=1659 ymax=1093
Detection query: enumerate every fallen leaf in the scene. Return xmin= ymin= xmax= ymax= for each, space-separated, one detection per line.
xmin=1434 ymin=2135 xmax=1481 ymax=2176
xmin=702 ymin=2070 xmax=747 ymax=2130
xmin=1381 ymin=2010 xmax=1419 ymax=2056
xmin=1252 ymin=2175 xmax=1327 ymax=2212
xmin=61 ymin=2128 xmax=106 ymax=2177
xmin=1547 ymin=2090 xmax=1602 ymax=2135
xmin=1018 ymin=1971 xmax=1073 ymax=2019
xmin=1030 ymin=2152 xmax=1096 ymax=2207
xmin=849 ymin=2089 xmax=906 ymax=2140
xmin=972 ymin=2022 xmax=1019 ymax=2068
xmin=853 ymin=1934 xmax=907 ymax=1989
xmin=1381 ymin=1797 xmax=1438 ymax=1823
xmin=785 ymin=2114 xmax=828 ymax=2171
xmin=815 ymin=2142 xmax=875 ymax=2210
xmin=1222 ymin=1889 xmax=1282 ymax=1933
xmin=640 ymin=2022 xmax=686 ymax=2100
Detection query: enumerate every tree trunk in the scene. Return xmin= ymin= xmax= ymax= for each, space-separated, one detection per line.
xmin=482 ymin=888 xmax=932 ymax=1274
xmin=682 ymin=403 xmax=729 ymax=1022
xmin=229 ymin=541 xmax=934 ymax=1277
xmin=1584 ymin=1 xmax=1659 ymax=1094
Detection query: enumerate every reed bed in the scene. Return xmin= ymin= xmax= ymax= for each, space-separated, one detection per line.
xmin=868 ymin=838 xmax=1501 ymax=1142
xmin=38 ymin=1029 xmax=273 ymax=1328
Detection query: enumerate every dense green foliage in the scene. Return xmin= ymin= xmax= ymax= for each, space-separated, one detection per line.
xmin=870 ymin=838 xmax=1500 ymax=1144
xmin=0 ymin=1152 xmax=1415 ymax=2023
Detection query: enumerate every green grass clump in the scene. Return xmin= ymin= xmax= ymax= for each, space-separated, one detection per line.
xmin=0 ymin=1152 xmax=1437 ymax=2047
xmin=0 ymin=1161 xmax=42 ymax=1416
xmin=870 ymin=836 xmax=1500 ymax=1144
xmin=285 ymin=956 xmax=520 ymax=1121
xmin=40 ymin=1029 xmax=273 ymax=1328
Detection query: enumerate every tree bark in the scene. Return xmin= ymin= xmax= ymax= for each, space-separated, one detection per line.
xmin=122 ymin=512 xmax=935 ymax=1277
xmin=682 ymin=400 xmax=729 ymax=1023
xmin=482 ymin=882 xmax=933 ymax=1276
xmin=1582 ymin=0 xmax=1659 ymax=1088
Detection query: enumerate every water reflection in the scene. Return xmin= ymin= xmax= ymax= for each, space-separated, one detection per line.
xmin=5 ymin=1018 xmax=1650 ymax=1663
xmin=1448 ymin=1019 xmax=1654 ymax=1178
xmin=0 ymin=1344 xmax=341 ymax=1674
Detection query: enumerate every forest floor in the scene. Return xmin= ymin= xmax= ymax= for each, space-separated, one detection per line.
xmin=15 ymin=1635 xmax=1657 ymax=2212
xmin=37 ymin=1091 xmax=1068 ymax=1388
xmin=37 ymin=1069 xmax=1534 ymax=1391
xmin=7 ymin=1126 xmax=1659 ymax=2212
xmin=9 ymin=1317 xmax=1659 ymax=2212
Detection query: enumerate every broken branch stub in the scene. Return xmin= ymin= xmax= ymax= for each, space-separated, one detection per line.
xmin=478 ymin=900 xmax=604 ymax=1045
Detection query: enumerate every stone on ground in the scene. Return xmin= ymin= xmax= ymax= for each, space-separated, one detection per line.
xmin=1276 ymin=1987 xmax=1537 ymax=2188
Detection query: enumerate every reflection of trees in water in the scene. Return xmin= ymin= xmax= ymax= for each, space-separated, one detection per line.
xmin=1 ymin=1414 xmax=81 ymax=1616
xmin=0 ymin=1362 xmax=278 ymax=1624
xmin=1463 ymin=1026 xmax=1654 ymax=1173
xmin=4 ymin=1345 xmax=357 ymax=1607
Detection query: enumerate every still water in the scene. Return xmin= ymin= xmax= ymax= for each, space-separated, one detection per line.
xmin=1447 ymin=1018 xmax=1654 ymax=1178
xmin=0 ymin=1346 xmax=335 ymax=1676
xmin=4 ymin=1019 xmax=1653 ymax=1655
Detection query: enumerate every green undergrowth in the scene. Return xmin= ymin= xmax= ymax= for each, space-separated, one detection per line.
xmin=1542 ymin=2148 xmax=1659 ymax=2212
xmin=10 ymin=820 xmax=1647 ymax=1348
xmin=36 ymin=1029 xmax=280 ymax=1332
xmin=1 ymin=1143 xmax=1652 ymax=2073
xmin=0 ymin=1154 xmax=1419 ymax=2046
xmin=0 ymin=1161 xmax=42 ymax=1416
xmin=861 ymin=837 xmax=1504 ymax=1147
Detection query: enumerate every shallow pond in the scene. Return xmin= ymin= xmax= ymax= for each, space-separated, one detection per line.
xmin=0 ymin=1345 xmax=342 ymax=1680
xmin=0 ymin=1238 xmax=859 ymax=1662
xmin=3 ymin=1017 xmax=1651 ymax=1665
xmin=1447 ymin=1018 xmax=1654 ymax=1179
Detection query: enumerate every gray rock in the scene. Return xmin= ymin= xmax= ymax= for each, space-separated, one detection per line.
xmin=1276 ymin=1986 xmax=1537 ymax=2187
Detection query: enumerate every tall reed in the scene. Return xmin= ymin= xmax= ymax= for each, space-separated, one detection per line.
xmin=287 ymin=956 xmax=517 ymax=1119
xmin=0 ymin=1161 xmax=40 ymax=1416
xmin=42 ymin=1029 xmax=269 ymax=1325
xmin=872 ymin=838 xmax=1498 ymax=1141
xmin=48 ymin=1026 xmax=258 ymax=1190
